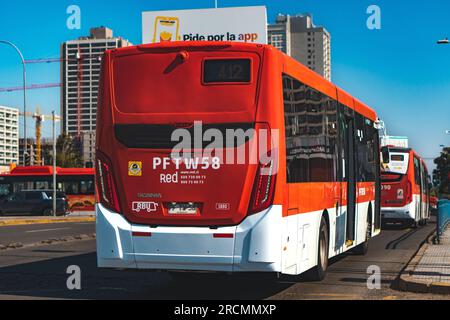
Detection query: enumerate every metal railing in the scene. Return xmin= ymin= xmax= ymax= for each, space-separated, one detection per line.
xmin=437 ymin=199 xmax=450 ymax=244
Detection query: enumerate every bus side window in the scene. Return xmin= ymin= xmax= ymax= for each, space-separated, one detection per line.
xmin=283 ymin=74 xmax=310 ymax=183
xmin=337 ymin=104 xmax=347 ymax=182
xmin=325 ymin=100 xmax=339 ymax=182
xmin=36 ymin=181 xmax=49 ymax=190
xmin=414 ymin=157 xmax=421 ymax=186
xmin=80 ymin=180 xmax=94 ymax=194
xmin=355 ymin=116 xmax=376 ymax=183
xmin=64 ymin=182 xmax=79 ymax=195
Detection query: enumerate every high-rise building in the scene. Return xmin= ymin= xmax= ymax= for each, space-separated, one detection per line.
xmin=268 ymin=14 xmax=331 ymax=81
xmin=61 ymin=27 xmax=132 ymax=167
xmin=0 ymin=106 xmax=19 ymax=166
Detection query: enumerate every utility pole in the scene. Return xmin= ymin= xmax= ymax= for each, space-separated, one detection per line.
xmin=0 ymin=40 xmax=28 ymax=165
xmin=52 ymin=111 xmax=57 ymax=217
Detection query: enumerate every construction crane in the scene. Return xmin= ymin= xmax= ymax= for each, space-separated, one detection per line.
xmin=20 ymin=107 xmax=61 ymax=166
xmin=0 ymin=58 xmax=63 ymax=92
xmin=0 ymin=83 xmax=61 ymax=92
xmin=1 ymin=54 xmax=102 ymax=137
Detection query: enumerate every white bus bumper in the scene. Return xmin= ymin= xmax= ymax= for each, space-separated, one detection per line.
xmin=96 ymin=204 xmax=283 ymax=273
xmin=381 ymin=203 xmax=414 ymax=220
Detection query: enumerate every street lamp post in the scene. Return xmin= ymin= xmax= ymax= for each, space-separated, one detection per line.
xmin=49 ymin=111 xmax=61 ymax=217
xmin=0 ymin=40 xmax=27 ymax=166
xmin=52 ymin=111 xmax=57 ymax=217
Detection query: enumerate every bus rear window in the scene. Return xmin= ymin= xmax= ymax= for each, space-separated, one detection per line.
xmin=391 ymin=154 xmax=404 ymax=161
xmin=381 ymin=173 xmax=404 ymax=182
xmin=112 ymin=52 xmax=259 ymax=117
xmin=115 ymin=123 xmax=255 ymax=149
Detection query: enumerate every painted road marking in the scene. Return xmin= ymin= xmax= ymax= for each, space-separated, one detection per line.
xmin=26 ymin=227 xmax=71 ymax=234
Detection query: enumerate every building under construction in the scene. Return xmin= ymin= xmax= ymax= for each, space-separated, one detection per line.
xmin=19 ymin=138 xmax=54 ymax=166
xmin=60 ymin=27 xmax=132 ymax=167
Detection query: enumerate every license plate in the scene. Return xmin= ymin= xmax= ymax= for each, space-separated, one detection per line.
xmin=167 ymin=203 xmax=199 ymax=215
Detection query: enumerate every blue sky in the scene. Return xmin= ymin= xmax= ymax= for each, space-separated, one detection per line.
xmin=0 ymin=0 xmax=449 ymax=170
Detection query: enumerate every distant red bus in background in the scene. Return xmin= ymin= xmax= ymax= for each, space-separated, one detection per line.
xmin=381 ymin=147 xmax=430 ymax=227
xmin=0 ymin=166 xmax=95 ymax=212
xmin=430 ymin=196 xmax=438 ymax=212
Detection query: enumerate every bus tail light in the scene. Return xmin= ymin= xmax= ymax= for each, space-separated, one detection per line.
xmin=405 ymin=181 xmax=412 ymax=204
xmin=96 ymin=151 xmax=121 ymax=213
xmin=248 ymin=154 xmax=277 ymax=215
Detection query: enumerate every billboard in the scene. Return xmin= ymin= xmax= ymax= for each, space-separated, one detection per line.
xmin=142 ymin=6 xmax=267 ymax=45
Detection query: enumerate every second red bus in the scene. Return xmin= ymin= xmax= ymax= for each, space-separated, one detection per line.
xmin=381 ymin=147 xmax=430 ymax=227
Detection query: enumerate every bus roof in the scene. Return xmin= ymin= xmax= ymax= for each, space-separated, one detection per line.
xmin=0 ymin=166 xmax=94 ymax=177
xmin=279 ymin=45 xmax=377 ymax=121
xmin=106 ymin=41 xmax=377 ymax=121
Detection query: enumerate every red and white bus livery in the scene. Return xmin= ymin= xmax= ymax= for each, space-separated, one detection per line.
xmin=381 ymin=147 xmax=430 ymax=227
xmin=0 ymin=166 xmax=95 ymax=212
xmin=95 ymin=42 xmax=381 ymax=279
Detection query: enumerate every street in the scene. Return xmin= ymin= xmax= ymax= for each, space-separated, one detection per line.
xmin=0 ymin=219 xmax=448 ymax=300
xmin=0 ymin=222 xmax=95 ymax=248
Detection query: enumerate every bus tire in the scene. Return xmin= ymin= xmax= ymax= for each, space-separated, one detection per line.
xmin=306 ymin=216 xmax=329 ymax=281
xmin=418 ymin=219 xmax=428 ymax=226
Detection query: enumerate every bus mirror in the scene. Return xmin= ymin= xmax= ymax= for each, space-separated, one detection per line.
xmin=381 ymin=147 xmax=390 ymax=164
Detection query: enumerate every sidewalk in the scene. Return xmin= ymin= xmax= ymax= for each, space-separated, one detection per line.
xmin=0 ymin=212 xmax=95 ymax=227
xmin=399 ymin=227 xmax=450 ymax=294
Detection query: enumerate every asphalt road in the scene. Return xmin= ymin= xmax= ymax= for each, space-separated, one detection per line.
xmin=0 ymin=222 xmax=95 ymax=247
xmin=0 ymin=218 xmax=448 ymax=300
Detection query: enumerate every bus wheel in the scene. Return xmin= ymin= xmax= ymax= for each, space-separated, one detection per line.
xmin=418 ymin=219 xmax=428 ymax=226
xmin=353 ymin=220 xmax=371 ymax=255
xmin=306 ymin=217 xmax=329 ymax=281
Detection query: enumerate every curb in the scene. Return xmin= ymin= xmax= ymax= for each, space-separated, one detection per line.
xmin=398 ymin=234 xmax=450 ymax=295
xmin=0 ymin=216 xmax=95 ymax=227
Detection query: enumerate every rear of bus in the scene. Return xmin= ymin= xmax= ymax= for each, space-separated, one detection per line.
xmin=95 ymin=42 xmax=286 ymax=273
xmin=381 ymin=148 xmax=415 ymax=224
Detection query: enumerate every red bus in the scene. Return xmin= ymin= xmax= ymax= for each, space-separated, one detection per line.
xmin=381 ymin=147 xmax=430 ymax=227
xmin=0 ymin=166 xmax=95 ymax=212
xmin=96 ymin=42 xmax=381 ymax=279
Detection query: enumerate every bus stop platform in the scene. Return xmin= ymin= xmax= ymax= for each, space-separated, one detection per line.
xmin=399 ymin=227 xmax=450 ymax=295
xmin=0 ymin=213 xmax=95 ymax=227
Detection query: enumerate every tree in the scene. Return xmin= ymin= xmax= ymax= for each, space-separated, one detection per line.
xmin=433 ymin=146 xmax=450 ymax=197
xmin=43 ymin=134 xmax=83 ymax=168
